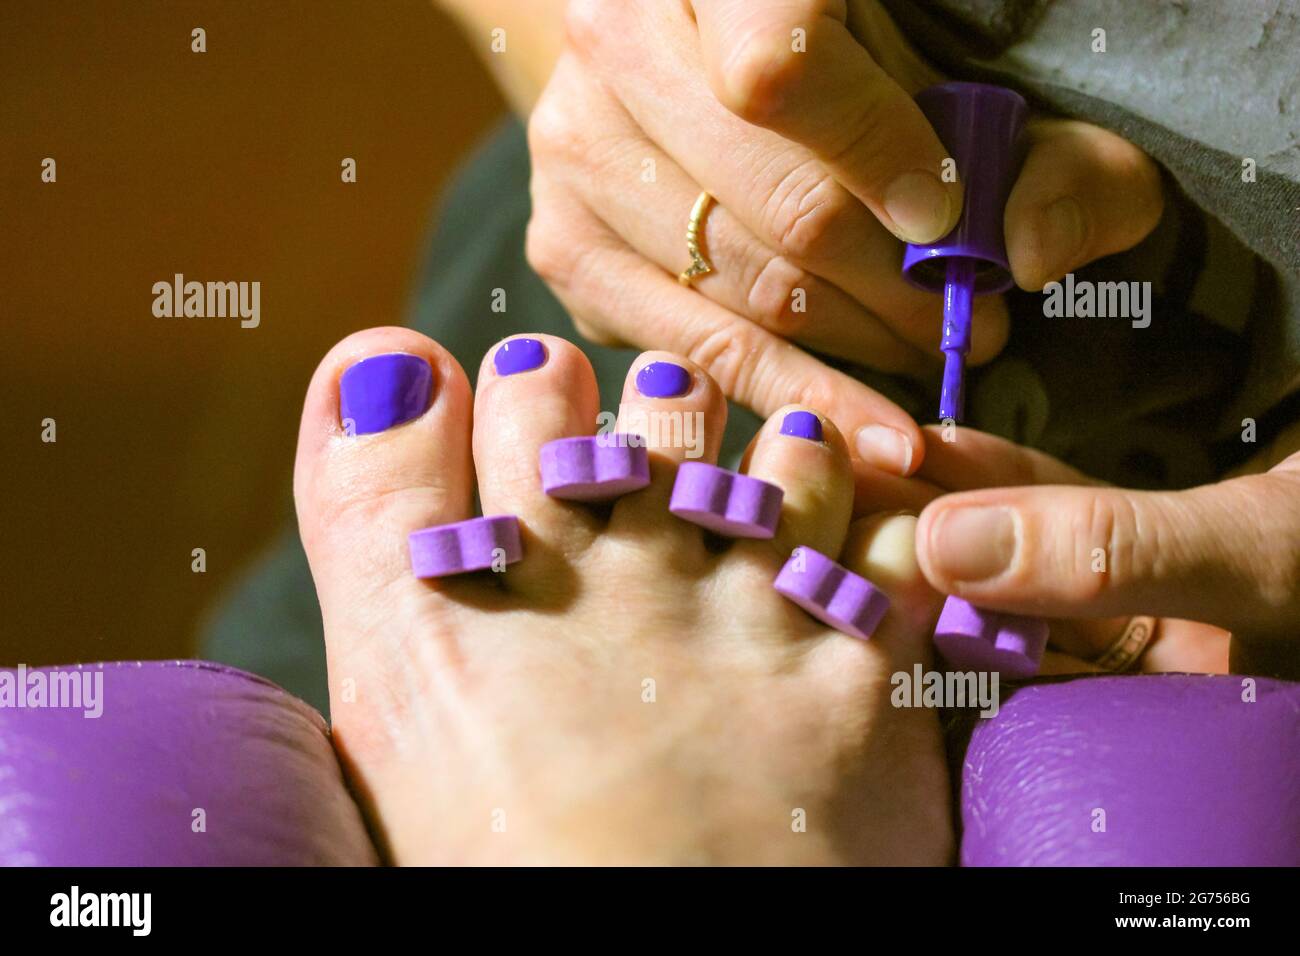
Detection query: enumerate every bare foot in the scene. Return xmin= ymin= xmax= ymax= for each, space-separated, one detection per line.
xmin=294 ymin=329 xmax=952 ymax=864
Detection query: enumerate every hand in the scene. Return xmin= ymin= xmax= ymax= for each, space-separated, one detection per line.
xmin=909 ymin=424 xmax=1300 ymax=680
xmin=525 ymin=0 xmax=1165 ymax=478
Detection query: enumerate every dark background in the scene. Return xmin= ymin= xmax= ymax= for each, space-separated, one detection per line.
xmin=1 ymin=1 xmax=505 ymax=665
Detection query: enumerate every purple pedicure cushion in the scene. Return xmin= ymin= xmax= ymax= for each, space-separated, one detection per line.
xmin=409 ymin=514 xmax=522 ymax=577
xmin=339 ymin=352 xmax=434 ymax=436
xmin=957 ymin=674 xmax=1300 ymax=866
xmin=901 ymin=83 xmax=1028 ymax=422
xmin=0 ymin=661 xmax=378 ymax=866
xmin=773 ymin=546 xmax=890 ymax=640
xmin=540 ymin=435 xmax=650 ymax=501
xmin=668 ymin=461 xmax=784 ymax=538
xmin=933 ymin=595 xmax=1048 ymax=679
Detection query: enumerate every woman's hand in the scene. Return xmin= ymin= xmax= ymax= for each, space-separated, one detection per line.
xmin=523 ymin=0 xmax=1165 ymax=478
xmin=909 ymin=424 xmax=1300 ymax=680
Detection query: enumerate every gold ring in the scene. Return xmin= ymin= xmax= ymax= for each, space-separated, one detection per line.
xmin=678 ymin=191 xmax=715 ymax=286
xmin=1093 ymin=615 xmax=1158 ymax=672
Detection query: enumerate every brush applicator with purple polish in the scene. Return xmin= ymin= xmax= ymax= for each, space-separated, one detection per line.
xmin=902 ymin=83 xmax=1028 ymax=422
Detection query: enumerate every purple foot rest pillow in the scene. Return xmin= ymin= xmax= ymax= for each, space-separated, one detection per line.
xmin=2 ymin=662 xmax=1296 ymax=865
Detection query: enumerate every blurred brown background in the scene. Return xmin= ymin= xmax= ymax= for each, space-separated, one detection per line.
xmin=0 ymin=1 xmax=504 ymax=665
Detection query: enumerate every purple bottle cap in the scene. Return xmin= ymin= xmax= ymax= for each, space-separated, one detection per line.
xmin=932 ymin=595 xmax=1047 ymax=679
xmin=668 ymin=461 xmax=783 ymax=538
xmin=901 ymin=82 xmax=1029 ymax=294
xmin=773 ymin=546 xmax=890 ymax=640
xmin=540 ymin=435 xmax=651 ymax=501
xmin=409 ymin=515 xmax=522 ymax=577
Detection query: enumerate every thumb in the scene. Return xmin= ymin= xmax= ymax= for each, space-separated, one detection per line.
xmin=915 ymin=468 xmax=1300 ymax=638
xmin=689 ymin=0 xmax=962 ymax=244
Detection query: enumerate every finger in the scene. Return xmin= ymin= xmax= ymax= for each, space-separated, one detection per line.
xmin=542 ymin=77 xmax=929 ymax=373
xmin=525 ymin=191 xmax=925 ymax=476
xmin=690 ymin=0 xmax=962 ymax=243
xmin=564 ymin=14 xmax=1008 ymax=364
xmin=1047 ymin=616 xmax=1228 ymax=675
xmin=916 ymin=423 xmax=1099 ymax=491
xmin=1006 ymin=118 xmax=1165 ymax=291
xmin=915 ymin=470 xmax=1300 ymax=637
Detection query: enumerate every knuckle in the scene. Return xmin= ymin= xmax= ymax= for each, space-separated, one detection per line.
xmin=746 ymin=255 xmax=812 ymax=337
xmin=526 ymin=95 xmax=581 ymax=163
xmin=562 ymin=0 xmax=612 ymax=56
xmin=683 ymin=320 xmax=765 ymax=402
xmin=524 ymin=218 xmax=572 ymax=289
xmin=1075 ymin=491 xmax=1144 ymax=603
xmin=717 ymin=32 xmax=807 ymax=124
xmin=763 ymin=166 xmax=851 ymax=262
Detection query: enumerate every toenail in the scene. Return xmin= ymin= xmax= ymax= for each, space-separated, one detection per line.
xmin=339 ymin=353 xmax=434 ymax=436
xmin=635 ymin=361 xmax=692 ymax=398
xmin=493 ymin=337 xmax=548 ymax=376
xmin=780 ymin=411 xmax=823 ymax=442
xmin=932 ymin=596 xmax=1048 ymax=679
xmin=774 ymin=546 xmax=890 ymax=640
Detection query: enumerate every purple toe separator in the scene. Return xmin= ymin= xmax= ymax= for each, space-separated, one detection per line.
xmin=933 ymin=595 xmax=1047 ymax=679
xmin=540 ymin=435 xmax=650 ymax=501
xmin=668 ymin=461 xmax=783 ymax=538
xmin=409 ymin=515 xmax=522 ymax=577
xmin=774 ymin=546 xmax=890 ymax=640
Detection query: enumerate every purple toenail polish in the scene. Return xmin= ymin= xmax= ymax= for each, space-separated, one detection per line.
xmin=339 ymin=353 xmax=434 ymax=436
xmin=540 ymin=435 xmax=651 ymax=501
xmin=669 ymin=461 xmax=783 ymax=538
xmin=493 ymin=337 xmax=547 ymax=376
xmin=635 ymin=361 xmax=692 ymax=398
xmin=932 ymin=595 xmax=1048 ymax=679
xmin=409 ymin=515 xmax=523 ymax=577
xmin=780 ymin=411 xmax=823 ymax=442
xmin=774 ymin=546 xmax=890 ymax=640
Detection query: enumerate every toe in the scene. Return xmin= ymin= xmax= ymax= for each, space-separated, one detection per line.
xmin=294 ymin=327 xmax=474 ymax=621
xmin=607 ymin=351 xmax=728 ymax=545
xmin=739 ymin=406 xmax=854 ymax=559
xmin=473 ymin=335 xmax=602 ymax=591
xmin=837 ymin=513 xmax=943 ymax=669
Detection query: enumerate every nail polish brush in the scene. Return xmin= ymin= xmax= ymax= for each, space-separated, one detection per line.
xmin=902 ymin=82 xmax=1028 ymax=422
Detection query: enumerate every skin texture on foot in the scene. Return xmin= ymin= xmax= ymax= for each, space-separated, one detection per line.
xmin=295 ymin=328 xmax=952 ymax=865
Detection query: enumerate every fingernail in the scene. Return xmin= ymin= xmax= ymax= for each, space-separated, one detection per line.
xmin=780 ymin=410 xmax=824 ymax=442
xmin=493 ymin=337 xmax=547 ymax=376
xmin=339 ymin=353 xmax=434 ymax=436
xmin=930 ymin=506 xmax=1017 ymax=583
xmin=1033 ymin=197 xmax=1086 ymax=284
xmin=883 ymin=170 xmax=954 ymax=244
xmin=635 ymin=361 xmax=692 ymax=398
xmin=855 ymin=425 xmax=913 ymax=475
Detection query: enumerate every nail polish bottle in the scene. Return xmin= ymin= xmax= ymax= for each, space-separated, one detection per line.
xmin=901 ymin=82 xmax=1029 ymax=423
